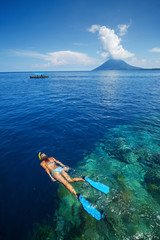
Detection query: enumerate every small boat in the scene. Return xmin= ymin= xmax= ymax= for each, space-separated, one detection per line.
xmin=30 ymin=73 xmax=48 ymax=78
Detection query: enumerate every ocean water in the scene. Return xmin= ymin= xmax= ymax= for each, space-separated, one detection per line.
xmin=0 ymin=70 xmax=160 ymax=240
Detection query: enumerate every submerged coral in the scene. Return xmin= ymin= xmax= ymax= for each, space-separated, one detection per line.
xmin=31 ymin=124 xmax=160 ymax=240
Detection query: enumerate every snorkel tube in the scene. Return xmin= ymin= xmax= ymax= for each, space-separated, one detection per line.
xmin=38 ymin=152 xmax=41 ymax=160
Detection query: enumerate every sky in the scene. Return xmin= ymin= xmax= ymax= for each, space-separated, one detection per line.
xmin=1 ymin=0 xmax=160 ymax=71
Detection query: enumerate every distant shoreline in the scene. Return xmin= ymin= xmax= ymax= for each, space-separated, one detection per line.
xmin=0 ymin=69 xmax=160 ymax=73
xmin=93 ymin=68 xmax=160 ymax=71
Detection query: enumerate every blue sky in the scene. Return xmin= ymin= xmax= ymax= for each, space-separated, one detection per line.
xmin=1 ymin=0 xmax=160 ymax=71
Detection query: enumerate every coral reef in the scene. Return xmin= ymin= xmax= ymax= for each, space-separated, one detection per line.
xmin=31 ymin=125 xmax=160 ymax=240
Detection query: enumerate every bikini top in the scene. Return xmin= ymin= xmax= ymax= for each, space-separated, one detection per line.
xmin=46 ymin=161 xmax=54 ymax=167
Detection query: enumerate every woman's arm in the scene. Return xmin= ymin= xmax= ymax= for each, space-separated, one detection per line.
xmin=40 ymin=162 xmax=56 ymax=182
xmin=54 ymin=159 xmax=65 ymax=167
xmin=50 ymin=157 xmax=65 ymax=167
xmin=52 ymin=158 xmax=70 ymax=172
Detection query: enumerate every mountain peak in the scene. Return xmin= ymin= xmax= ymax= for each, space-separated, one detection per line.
xmin=93 ymin=58 xmax=142 ymax=71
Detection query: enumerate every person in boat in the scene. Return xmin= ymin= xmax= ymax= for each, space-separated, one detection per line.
xmin=39 ymin=153 xmax=85 ymax=199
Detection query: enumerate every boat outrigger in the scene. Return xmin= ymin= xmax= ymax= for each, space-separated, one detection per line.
xmin=30 ymin=73 xmax=48 ymax=78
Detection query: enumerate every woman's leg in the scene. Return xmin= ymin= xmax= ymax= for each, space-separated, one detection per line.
xmin=62 ymin=171 xmax=85 ymax=182
xmin=53 ymin=172 xmax=78 ymax=198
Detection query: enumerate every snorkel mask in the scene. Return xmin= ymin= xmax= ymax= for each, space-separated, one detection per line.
xmin=38 ymin=152 xmax=41 ymax=160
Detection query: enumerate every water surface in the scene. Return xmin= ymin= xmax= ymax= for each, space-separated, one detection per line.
xmin=0 ymin=70 xmax=160 ymax=239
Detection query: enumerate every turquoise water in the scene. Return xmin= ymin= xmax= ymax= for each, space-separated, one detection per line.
xmin=0 ymin=71 xmax=160 ymax=239
xmin=34 ymin=124 xmax=160 ymax=240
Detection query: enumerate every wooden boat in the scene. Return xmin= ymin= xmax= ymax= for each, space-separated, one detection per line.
xmin=30 ymin=73 xmax=48 ymax=78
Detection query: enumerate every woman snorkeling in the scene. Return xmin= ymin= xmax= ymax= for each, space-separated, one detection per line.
xmin=39 ymin=152 xmax=109 ymax=220
xmin=39 ymin=152 xmax=85 ymax=199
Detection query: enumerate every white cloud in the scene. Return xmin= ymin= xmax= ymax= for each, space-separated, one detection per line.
xmin=127 ymin=57 xmax=160 ymax=68
xmin=149 ymin=48 xmax=160 ymax=53
xmin=46 ymin=50 xmax=95 ymax=65
xmin=88 ymin=25 xmax=101 ymax=33
xmin=117 ymin=24 xmax=130 ymax=36
xmin=12 ymin=50 xmax=46 ymax=58
xmin=127 ymin=57 xmax=147 ymax=68
xmin=11 ymin=49 xmax=97 ymax=67
xmin=88 ymin=25 xmax=134 ymax=60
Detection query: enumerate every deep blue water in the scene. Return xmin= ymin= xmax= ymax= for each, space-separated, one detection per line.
xmin=0 ymin=71 xmax=160 ymax=240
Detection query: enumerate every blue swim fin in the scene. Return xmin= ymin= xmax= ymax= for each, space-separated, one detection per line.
xmin=84 ymin=177 xmax=109 ymax=194
xmin=78 ymin=194 xmax=103 ymax=220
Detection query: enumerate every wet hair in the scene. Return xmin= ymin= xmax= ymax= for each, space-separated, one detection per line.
xmin=40 ymin=153 xmax=48 ymax=161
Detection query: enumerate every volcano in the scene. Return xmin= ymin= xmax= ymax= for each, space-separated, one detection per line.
xmin=93 ymin=59 xmax=142 ymax=71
